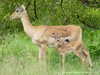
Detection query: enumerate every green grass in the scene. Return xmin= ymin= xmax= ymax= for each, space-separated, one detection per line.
xmin=0 ymin=30 xmax=100 ymax=75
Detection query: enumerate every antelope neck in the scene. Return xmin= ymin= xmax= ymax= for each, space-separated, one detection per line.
xmin=21 ymin=11 xmax=35 ymax=38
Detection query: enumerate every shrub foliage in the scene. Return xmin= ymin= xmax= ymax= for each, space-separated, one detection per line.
xmin=0 ymin=0 xmax=100 ymax=35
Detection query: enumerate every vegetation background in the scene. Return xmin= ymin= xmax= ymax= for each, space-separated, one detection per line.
xmin=0 ymin=0 xmax=100 ymax=75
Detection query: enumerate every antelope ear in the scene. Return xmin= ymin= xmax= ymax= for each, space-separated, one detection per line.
xmin=52 ymin=33 xmax=56 ymax=39
xmin=21 ymin=5 xmax=26 ymax=10
xmin=65 ymin=39 xmax=70 ymax=42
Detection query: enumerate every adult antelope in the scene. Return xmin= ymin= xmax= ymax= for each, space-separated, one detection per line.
xmin=10 ymin=5 xmax=82 ymax=64
xmin=52 ymin=33 xmax=92 ymax=68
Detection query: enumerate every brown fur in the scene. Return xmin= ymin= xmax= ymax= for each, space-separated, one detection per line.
xmin=53 ymin=33 xmax=92 ymax=68
xmin=10 ymin=5 xmax=82 ymax=64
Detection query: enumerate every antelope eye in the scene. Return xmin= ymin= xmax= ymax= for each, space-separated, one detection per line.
xmin=57 ymin=39 xmax=59 ymax=41
xmin=57 ymin=37 xmax=60 ymax=41
xmin=16 ymin=10 xmax=19 ymax=12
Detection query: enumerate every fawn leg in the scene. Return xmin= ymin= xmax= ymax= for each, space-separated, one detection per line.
xmin=61 ymin=53 xmax=66 ymax=73
xmin=74 ymin=50 xmax=85 ymax=67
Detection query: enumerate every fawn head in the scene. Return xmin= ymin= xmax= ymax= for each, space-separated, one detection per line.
xmin=52 ymin=33 xmax=63 ymax=47
xmin=52 ymin=33 xmax=71 ymax=46
xmin=10 ymin=5 xmax=26 ymax=19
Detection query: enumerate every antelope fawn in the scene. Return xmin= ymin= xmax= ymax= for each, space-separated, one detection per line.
xmin=10 ymin=5 xmax=82 ymax=65
xmin=52 ymin=33 xmax=92 ymax=68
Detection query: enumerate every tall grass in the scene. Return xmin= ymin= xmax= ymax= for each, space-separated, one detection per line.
xmin=0 ymin=29 xmax=100 ymax=75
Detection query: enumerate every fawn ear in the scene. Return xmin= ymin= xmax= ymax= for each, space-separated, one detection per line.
xmin=65 ymin=39 xmax=70 ymax=42
xmin=52 ymin=33 xmax=56 ymax=39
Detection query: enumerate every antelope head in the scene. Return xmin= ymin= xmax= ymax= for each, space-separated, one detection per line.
xmin=10 ymin=5 xmax=26 ymax=19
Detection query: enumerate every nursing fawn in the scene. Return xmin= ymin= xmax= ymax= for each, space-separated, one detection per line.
xmin=52 ymin=33 xmax=92 ymax=68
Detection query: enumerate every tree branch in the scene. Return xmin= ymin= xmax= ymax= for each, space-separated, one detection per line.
xmin=26 ymin=0 xmax=31 ymax=10
xmin=60 ymin=0 xmax=69 ymax=24
xmin=34 ymin=0 xmax=38 ymax=19
xmin=81 ymin=0 xmax=100 ymax=8
xmin=77 ymin=15 xmax=100 ymax=30
xmin=60 ymin=0 xmax=63 ymax=8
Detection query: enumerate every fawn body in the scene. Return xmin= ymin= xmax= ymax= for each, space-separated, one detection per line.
xmin=53 ymin=33 xmax=92 ymax=68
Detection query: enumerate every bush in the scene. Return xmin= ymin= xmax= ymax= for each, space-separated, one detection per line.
xmin=0 ymin=0 xmax=100 ymax=35
xmin=81 ymin=8 xmax=100 ymax=29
